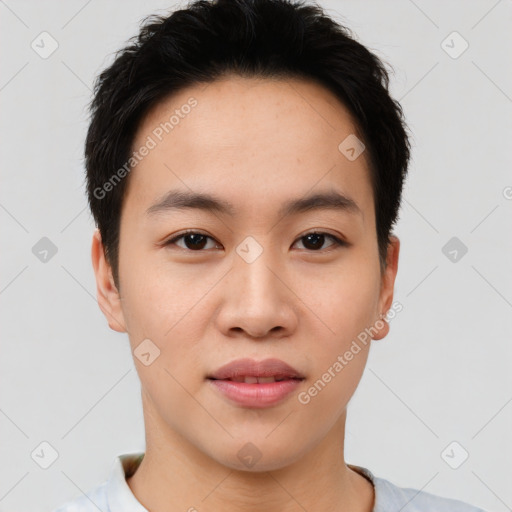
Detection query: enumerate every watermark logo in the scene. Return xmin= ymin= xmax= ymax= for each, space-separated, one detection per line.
xmin=237 ymin=442 xmax=262 ymax=468
xmin=93 ymin=97 xmax=198 ymax=200
xmin=31 ymin=31 xmax=59 ymax=59
xmin=442 ymin=236 xmax=468 ymax=263
xmin=338 ymin=134 xmax=365 ymax=161
xmin=441 ymin=441 xmax=469 ymax=469
xmin=134 ymin=338 xmax=161 ymax=366
xmin=32 ymin=237 xmax=58 ymax=263
xmin=236 ymin=236 xmax=264 ymax=264
xmin=441 ymin=31 xmax=469 ymax=59
xmin=31 ymin=441 xmax=59 ymax=469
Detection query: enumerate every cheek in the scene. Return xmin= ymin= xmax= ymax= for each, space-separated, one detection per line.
xmin=118 ymin=247 xmax=198 ymax=339
xmin=121 ymin=276 xmax=207 ymax=421
xmin=298 ymin=290 xmax=374 ymax=426
xmin=306 ymin=348 xmax=370 ymax=406
xmin=297 ymin=261 xmax=380 ymax=346
xmin=294 ymin=333 xmax=370 ymax=446
xmin=119 ymin=265 xmax=209 ymax=385
xmin=297 ymin=272 xmax=379 ymax=412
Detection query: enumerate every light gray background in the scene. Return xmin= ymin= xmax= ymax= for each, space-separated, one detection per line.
xmin=1 ymin=1 xmax=511 ymax=511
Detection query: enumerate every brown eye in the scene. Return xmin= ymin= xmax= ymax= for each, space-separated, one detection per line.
xmin=164 ymin=231 xmax=219 ymax=251
xmin=163 ymin=230 xmax=346 ymax=252
xmin=294 ymin=232 xmax=346 ymax=251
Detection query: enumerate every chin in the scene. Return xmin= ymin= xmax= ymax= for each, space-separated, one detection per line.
xmin=207 ymin=438 xmax=307 ymax=473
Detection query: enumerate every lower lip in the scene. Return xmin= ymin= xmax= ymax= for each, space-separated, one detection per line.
xmin=207 ymin=378 xmax=303 ymax=408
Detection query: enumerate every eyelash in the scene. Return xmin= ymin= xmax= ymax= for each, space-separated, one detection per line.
xmin=163 ymin=230 xmax=347 ymax=252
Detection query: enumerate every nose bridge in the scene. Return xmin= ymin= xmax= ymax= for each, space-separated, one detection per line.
xmin=215 ymin=234 xmax=297 ymax=338
xmin=233 ymin=234 xmax=282 ymax=305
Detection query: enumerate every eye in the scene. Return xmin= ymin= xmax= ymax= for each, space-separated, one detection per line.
xmin=293 ymin=231 xmax=347 ymax=251
xmin=163 ymin=230 xmax=220 ymax=251
xmin=163 ymin=230 xmax=347 ymax=252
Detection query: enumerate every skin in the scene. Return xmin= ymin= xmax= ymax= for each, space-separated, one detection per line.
xmin=91 ymin=75 xmax=400 ymax=512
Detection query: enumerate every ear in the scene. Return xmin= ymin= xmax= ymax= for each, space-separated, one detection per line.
xmin=91 ymin=228 xmax=127 ymax=333
xmin=372 ymin=235 xmax=400 ymax=341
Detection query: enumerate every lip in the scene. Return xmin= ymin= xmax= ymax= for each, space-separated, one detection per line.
xmin=207 ymin=357 xmax=305 ymax=380
xmin=207 ymin=358 xmax=305 ymax=409
xmin=208 ymin=379 xmax=302 ymax=408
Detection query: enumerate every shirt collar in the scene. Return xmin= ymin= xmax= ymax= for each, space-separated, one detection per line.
xmin=106 ymin=452 xmax=147 ymax=512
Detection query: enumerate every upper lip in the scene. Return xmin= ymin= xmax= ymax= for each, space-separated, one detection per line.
xmin=207 ymin=358 xmax=305 ymax=380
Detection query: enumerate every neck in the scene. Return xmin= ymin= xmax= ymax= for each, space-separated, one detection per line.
xmin=127 ymin=391 xmax=374 ymax=512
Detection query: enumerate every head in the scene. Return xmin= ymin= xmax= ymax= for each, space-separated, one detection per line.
xmin=89 ymin=0 xmax=410 ymax=471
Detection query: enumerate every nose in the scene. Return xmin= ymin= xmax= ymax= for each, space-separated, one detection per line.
xmin=213 ymin=244 xmax=298 ymax=340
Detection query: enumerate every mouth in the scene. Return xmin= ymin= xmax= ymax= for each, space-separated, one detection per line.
xmin=208 ymin=376 xmax=304 ymax=383
xmin=206 ymin=358 xmax=305 ymax=408
xmin=207 ymin=357 xmax=305 ymax=381
xmin=207 ymin=377 xmax=304 ymax=408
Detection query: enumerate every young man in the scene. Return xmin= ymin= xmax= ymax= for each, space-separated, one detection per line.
xmin=53 ymin=0 xmax=487 ymax=511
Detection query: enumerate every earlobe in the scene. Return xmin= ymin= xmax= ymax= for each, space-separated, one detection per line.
xmin=372 ymin=235 xmax=400 ymax=341
xmin=91 ymin=229 xmax=127 ymax=333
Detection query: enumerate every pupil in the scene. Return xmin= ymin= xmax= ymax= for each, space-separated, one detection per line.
xmin=185 ymin=234 xmax=207 ymax=250
xmin=304 ymin=233 xmax=323 ymax=250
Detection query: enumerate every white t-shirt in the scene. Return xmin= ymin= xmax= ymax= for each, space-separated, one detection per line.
xmin=52 ymin=452 xmax=489 ymax=512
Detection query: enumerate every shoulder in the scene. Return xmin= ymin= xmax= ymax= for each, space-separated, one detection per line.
xmin=50 ymin=482 xmax=108 ymax=512
xmin=51 ymin=452 xmax=147 ymax=512
xmin=372 ymin=474 xmax=489 ymax=512
xmin=348 ymin=464 xmax=488 ymax=512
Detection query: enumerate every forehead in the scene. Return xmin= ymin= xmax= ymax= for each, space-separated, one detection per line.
xmin=124 ymin=75 xmax=373 ymax=223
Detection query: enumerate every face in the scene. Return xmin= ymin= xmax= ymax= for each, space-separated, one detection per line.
xmin=92 ymin=75 xmax=399 ymax=471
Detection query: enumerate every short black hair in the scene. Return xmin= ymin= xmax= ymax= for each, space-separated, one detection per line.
xmin=85 ymin=0 xmax=411 ymax=288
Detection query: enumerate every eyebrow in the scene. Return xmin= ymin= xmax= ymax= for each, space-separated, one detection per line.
xmin=146 ymin=189 xmax=362 ymax=218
